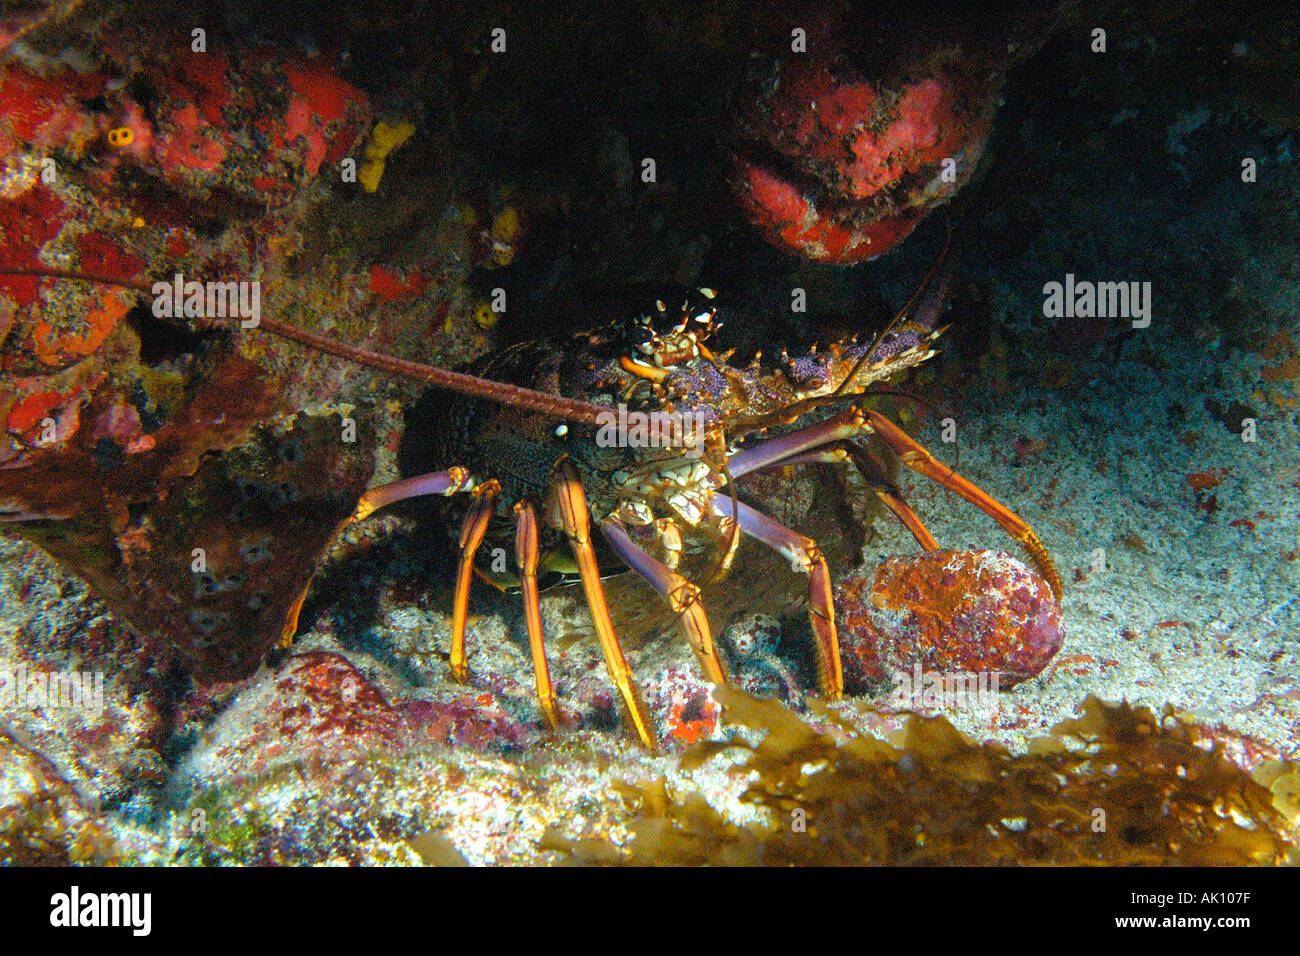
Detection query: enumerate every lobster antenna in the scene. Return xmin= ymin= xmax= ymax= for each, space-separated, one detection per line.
xmin=859 ymin=384 xmax=950 ymax=421
xmin=0 ymin=266 xmax=617 ymax=427
xmin=830 ymin=217 xmax=953 ymax=400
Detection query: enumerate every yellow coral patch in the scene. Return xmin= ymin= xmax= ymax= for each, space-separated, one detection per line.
xmin=473 ymin=301 xmax=499 ymax=330
xmin=358 ymin=120 xmax=416 ymax=193
xmin=489 ymin=206 xmax=520 ymax=266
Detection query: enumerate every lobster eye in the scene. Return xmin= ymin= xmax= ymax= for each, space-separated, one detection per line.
xmin=621 ymin=313 xmax=657 ymax=352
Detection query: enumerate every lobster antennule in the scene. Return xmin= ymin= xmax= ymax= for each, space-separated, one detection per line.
xmin=0 ymin=265 xmax=617 ymax=427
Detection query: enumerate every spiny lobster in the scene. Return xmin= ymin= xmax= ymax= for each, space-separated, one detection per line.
xmin=0 ymin=263 xmax=1061 ymax=749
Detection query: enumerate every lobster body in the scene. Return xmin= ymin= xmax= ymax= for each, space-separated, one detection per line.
xmin=427 ymin=292 xmax=941 ymax=557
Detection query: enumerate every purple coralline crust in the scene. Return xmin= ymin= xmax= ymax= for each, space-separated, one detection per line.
xmin=193 ymin=651 xmax=537 ymax=779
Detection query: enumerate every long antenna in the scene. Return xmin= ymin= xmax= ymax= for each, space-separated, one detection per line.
xmin=830 ymin=218 xmax=952 ymax=400
xmin=0 ymin=266 xmax=617 ymax=427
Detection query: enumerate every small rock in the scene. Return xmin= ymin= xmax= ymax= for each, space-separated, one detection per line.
xmin=834 ymin=550 xmax=1064 ymax=693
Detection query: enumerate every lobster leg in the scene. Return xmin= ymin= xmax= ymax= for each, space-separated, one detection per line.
xmin=353 ymin=466 xmax=476 ymax=521
xmin=728 ymin=409 xmax=1059 ymax=596
xmin=513 ymin=501 xmax=559 ymax=730
xmin=449 ymin=481 xmax=500 ymax=683
xmin=838 ymin=441 xmax=941 ymax=550
xmin=861 ymin=410 xmax=1061 ymax=597
xmin=758 ymin=442 xmax=941 ymax=552
xmin=727 ymin=406 xmax=868 ymax=477
xmin=710 ymin=497 xmax=842 ymax=700
xmin=280 ymin=466 xmax=476 ymax=646
xmin=552 ymin=461 xmax=657 ymax=749
xmin=600 ymin=518 xmax=727 ymax=686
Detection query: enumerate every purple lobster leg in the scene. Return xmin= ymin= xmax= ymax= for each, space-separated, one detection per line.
xmin=600 ymin=519 xmax=726 ymax=685
xmin=0 ymin=506 xmax=75 ymax=522
xmin=732 ymin=408 xmax=1061 ymax=596
xmin=710 ymin=497 xmax=842 ymax=699
xmin=752 ymin=450 xmax=837 ymax=469
xmin=351 ymin=466 xmax=477 ymax=521
xmin=726 ymin=406 xmax=867 ymax=478
xmin=280 ymin=466 xmax=477 ymax=646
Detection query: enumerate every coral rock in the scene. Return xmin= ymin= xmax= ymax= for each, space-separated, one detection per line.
xmin=730 ymin=51 xmax=1001 ymax=263
xmin=834 ymin=549 xmax=1064 ymax=693
xmin=0 ymin=726 xmax=123 ymax=865
xmin=182 ymin=651 xmax=533 ymax=784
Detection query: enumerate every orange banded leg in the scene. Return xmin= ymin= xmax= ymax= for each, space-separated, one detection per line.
xmin=552 ymin=461 xmax=656 ymax=749
xmin=757 ymin=442 xmax=941 ymax=552
xmin=710 ymin=497 xmax=843 ymax=700
xmin=871 ymin=485 xmax=940 ymax=551
xmin=601 ymin=518 xmax=727 ymax=686
xmin=280 ymin=466 xmax=476 ymax=647
xmin=713 ymin=512 xmax=741 ymax=577
xmin=841 ymin=441 xmax=942 ymax=551
xmin=513 ymin=501 xmax=559 ymax=730
xmin=449 ymin=481 xmax=500 ymax=683
xmin=863 ymin=409 xmax=1061 ymax=597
